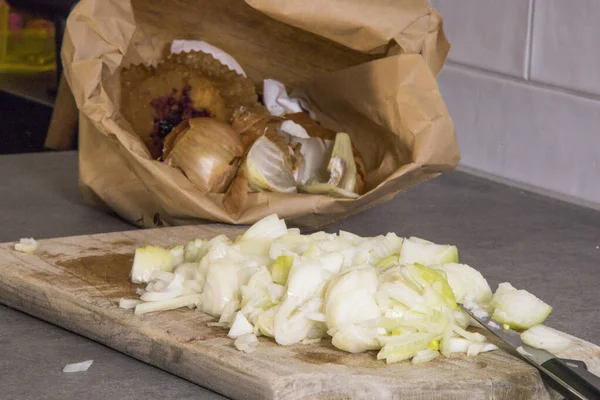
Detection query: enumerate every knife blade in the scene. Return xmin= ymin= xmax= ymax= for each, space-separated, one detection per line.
xmin=460 ymin=304 xmax=600 ymax=400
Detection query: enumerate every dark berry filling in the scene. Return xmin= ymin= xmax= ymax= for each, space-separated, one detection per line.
xmin=149 ymin=84 xmax=212 ymax=144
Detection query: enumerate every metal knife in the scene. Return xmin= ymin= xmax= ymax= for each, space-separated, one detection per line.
xmin=460 ymin=305 xmax=600 ymax=400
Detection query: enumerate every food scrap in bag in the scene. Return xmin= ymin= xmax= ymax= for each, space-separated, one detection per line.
xmin=120 ymin=42 xmax=368 ymax=204
xmin=121 ymin=50 xmax=263 ymax=159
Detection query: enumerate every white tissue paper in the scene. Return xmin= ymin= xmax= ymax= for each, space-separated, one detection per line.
xmin=170 ymin=40 xmax=247 ymax=76
xmin=263 ymin=79 xmax=303 ymax=117
xmin=279 ymin=120 xmax=309 ymax=139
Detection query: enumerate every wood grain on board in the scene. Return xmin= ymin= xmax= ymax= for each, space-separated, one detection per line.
xmin=0 ymin=225 xmax=598 ymax=400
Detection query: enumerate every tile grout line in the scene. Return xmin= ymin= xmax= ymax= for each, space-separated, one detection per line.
xmin=443 ymin=61 xmax=600 ymax=104
xmin=524 ymin=0 xmax=536 ymax=80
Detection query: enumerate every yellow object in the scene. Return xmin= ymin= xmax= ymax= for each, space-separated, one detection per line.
xmin=428 ymin=340 xmax=440 ymax=351
xmin=0 ymin=4 xmax=56 ymax=73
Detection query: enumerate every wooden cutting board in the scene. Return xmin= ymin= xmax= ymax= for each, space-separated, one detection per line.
xmin=1 ymin=225 xmax=599 ymax=400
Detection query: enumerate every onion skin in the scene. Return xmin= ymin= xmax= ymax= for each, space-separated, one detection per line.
xmin=163 ymin=118 xmax=245 ymax=193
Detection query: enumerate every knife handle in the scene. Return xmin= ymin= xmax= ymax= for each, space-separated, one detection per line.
xmin=540 ymin=357 xmax=600 ymax=400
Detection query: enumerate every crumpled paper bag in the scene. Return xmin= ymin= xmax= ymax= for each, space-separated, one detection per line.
xmin=61 ymin=0 xmax=459 ymax=229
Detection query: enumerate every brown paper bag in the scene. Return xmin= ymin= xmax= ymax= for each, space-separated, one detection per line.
xmin=61 ymin=0 xmax=459 ymax=229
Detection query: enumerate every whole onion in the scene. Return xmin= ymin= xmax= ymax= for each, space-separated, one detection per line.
xmin=162 ymin=118 xmax=245 ymax=193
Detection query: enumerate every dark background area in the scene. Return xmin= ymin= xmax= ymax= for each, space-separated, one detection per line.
xmin=0 ymin=0 xmax=77 ymax=155
xmin=0 ymin=89 xmax=54 ymax=154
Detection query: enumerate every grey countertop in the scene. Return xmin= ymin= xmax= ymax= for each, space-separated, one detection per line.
xmin=1 ymin=151 xmax=599 ymax=400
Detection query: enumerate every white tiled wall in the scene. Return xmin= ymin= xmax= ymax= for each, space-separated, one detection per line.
xmin=433 ymin=0 xmax=600 ymax=208
xmin=530 ymin=0 xmax=600 ymax=96
xmin=430 ymin=0 xmax=532 ymax=78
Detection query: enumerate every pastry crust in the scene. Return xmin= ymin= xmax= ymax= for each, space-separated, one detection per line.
xmin=121 ymin=51 xmax=262 ymax=158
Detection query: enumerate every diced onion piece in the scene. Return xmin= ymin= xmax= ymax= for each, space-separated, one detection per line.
xmin=307 ymin=312 xmax=326 ymax=322
xmin=14 ymin=238 xmax=38 ymax=253
xmin=170 ymin=245 xmax=184 ymax=267
xmin=433 ymin=263 xmax=493 ymax=305
xmin=241 ymin=214 xmax=287 ymax=241
xmin=140 ymin=288 xmax=183 ymax=302
xmin=472 ymin=308 xmax=489 ymax=319
xmin=452 ymin=325 xmax=486 ymax=343
xmin=207 ymin=322 xmax=229 ymax=327
xmin=256 ymin=306 xmax=277 ymax=337
xmin=332 ymin=324 xmax=381 ymax=353
xmin=324 ymin=267 xmax=380 ymax=330
xmin=375 ymin=254 xmax=399 ymax=269
xmin=165 ymin=273 xmax=184 ymax=291
xmin=411 ymin=348 xmax=440 ymax=364
xmin=130 ymin=245 xmax=174 ymax=284
xmin=219 ymin=300 xmax=241 ymax=325
xmin=521 ymin=325 xmax=571 ymax=353
xmin=175 ymin=263 xmax=199 ymax=281
xmin=234 ymin=333 xmax=259 ymax=353
xmin=63 ymin=360 xmax=93 ymax=373
xmin=399 ymin=237 xmax=458 ymax=266
xmin=377 ymin=332 xmax=438 ymax=364
xmin=406 ymin=263 xmax=457 ymax=309
xmin=150 ymin=270 xmax=174 ymax=283
xmin=320 ymin=252 xmax=344 ymax=275
xmin=134 ymin=294 xmax=201 ymax=315
xmin=267 ymin=284 xmax=285 ymax=303
xmin=228 ymin=312 xmax=254 ymax=339
xmin=182 ymin=279 xmax=204 ymax=294
xmin=184 ymin=239 xmax=206 ymax=262
xmin=448 ymin=337 xmax=471 ymax=353
xmin=119 ymin=298 xmax=141 ymax=309
xmin=202 ymin=260 xmax=239 ymax=317
xmin=491 ymin=283 xmax=552 ymax=329
xmin=151 ymin=280 xmax=166 ymax=292
xmin=369 ymin=233 xmax=403 ymax=265
xmin=271 ymin=255 xmax=294 ymax=285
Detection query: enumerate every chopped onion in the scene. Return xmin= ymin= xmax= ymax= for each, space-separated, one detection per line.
xmin=119 ymin=298 xmax=141 ymax=309
xmin=140 ymin=289 xmax=183 ymax=302
xmin=472 ymin=308 xmax=489 ymax=319
xmin=170 ymin=246 xmax=185 ymax=268
xmin=267 ymin=284 xmax=285 ymax=303
xmin=182 ymin=279 xmax=204 ymax=294
xmin=14 ymin=238 xmax=38 ymax=254
xmin=63 ymin=360 xmax=93 ymax=373
xmin=175 ymin=263 xmax=199 ymax=281
xmin=301 ymin=338 xmax=322 ymax=345
xmin=491 ymin=283 xmax=552 ymax=329
xmin=207 ymin=322 xmax=229 ymax=328
xmin=452 ymin=325 xmax=486 ymax=343
xmin=150 ymin=270 xmax=175 ymax=283
xmin=234 ymin=333 xmax=259 ymax=353
xmin=219 ymin=300 xmax=241 ymax=325
xmin=521 ymin=325 xmax=571 ymax=353
xmin=411 ymin=349 xmax=439 ymax=364
xmin=134 ymin=294 xmax=201 ymax=315
xmin=123 ymin=214 xmax=555 ymax=365
xmin=228 ymin=312 xmax=254 ymax=339
xmin=307 ymin=312 xmax=326 ymax=322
